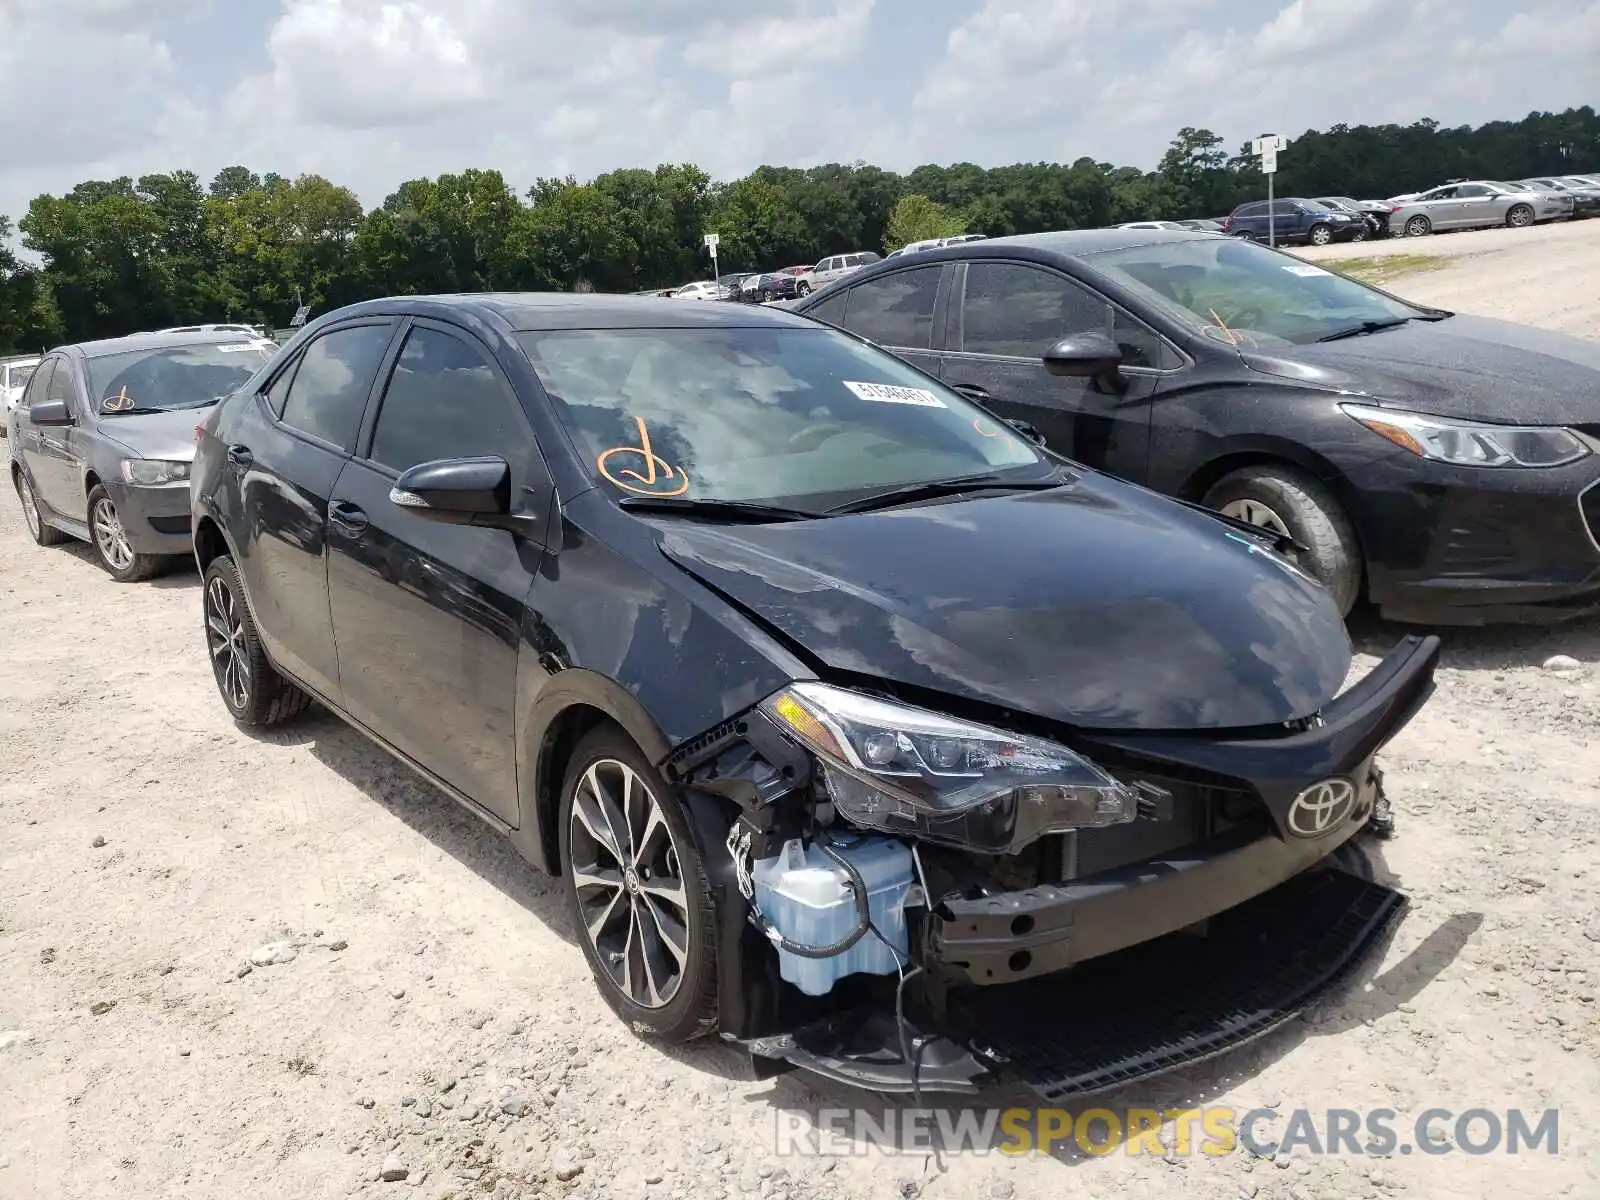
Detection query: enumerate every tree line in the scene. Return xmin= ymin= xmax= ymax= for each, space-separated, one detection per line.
xmin=2 ymin=107 xmax=1595 ymax=353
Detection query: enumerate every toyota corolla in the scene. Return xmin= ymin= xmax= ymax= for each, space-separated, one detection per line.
xmin=190 ymin=294 xmax=1435 ymax=1098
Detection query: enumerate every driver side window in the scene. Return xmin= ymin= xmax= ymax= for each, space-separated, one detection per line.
xmin=45 ymin=358 xmax=79 ymax=413
xmin=21 ymin=360 xmax=56 ymax=409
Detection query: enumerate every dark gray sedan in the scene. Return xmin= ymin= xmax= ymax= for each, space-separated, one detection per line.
xmin=8 ymin=330 xmax=278 ymax=580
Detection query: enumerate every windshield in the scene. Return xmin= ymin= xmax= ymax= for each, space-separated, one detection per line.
xmin=1089 ymin=236 xmax=1426 ymax=348
xmin=518 ymin=326 xmax=1047 ymax=508
xmin=86 ymin=340 xmax=277 ymax=413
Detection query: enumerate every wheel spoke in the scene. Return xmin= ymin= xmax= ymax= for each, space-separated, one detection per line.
xmin=639 ymin=892 xmax=689 ymax=967
xmin=573 ymin=771 xmax=627 ymax=864
xmin=631 ymin=793 xmax=669 ymax=869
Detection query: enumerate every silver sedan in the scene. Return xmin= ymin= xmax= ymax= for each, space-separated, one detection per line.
xmin=1385 ymin=180 xmax=1572 ymax=237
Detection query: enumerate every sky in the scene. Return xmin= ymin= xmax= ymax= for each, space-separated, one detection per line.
xmin=0 ymin=0 xmax=1596 ymax=226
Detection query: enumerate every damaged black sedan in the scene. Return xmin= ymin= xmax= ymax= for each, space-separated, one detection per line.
xmin=191 ymin=295 xmax=1436 ymax=1098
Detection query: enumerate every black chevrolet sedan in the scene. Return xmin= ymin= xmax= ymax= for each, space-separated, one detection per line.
xmin=191 ymin=294 xmax=1434 ymax=1098
xmin=793 ymin=230 xmax=1600 ymax=624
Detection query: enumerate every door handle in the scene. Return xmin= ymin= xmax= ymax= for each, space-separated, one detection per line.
xmin=225 ymin=444 xmax=253 ymax=468
xmin=328 ymin=501 xmax=369 ymax=534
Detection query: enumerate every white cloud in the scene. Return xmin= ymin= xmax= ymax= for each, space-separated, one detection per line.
xmin=0 ymin=0 xmax=1596 ymax=235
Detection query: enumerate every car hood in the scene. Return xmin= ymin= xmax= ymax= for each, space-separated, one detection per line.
xmin=93 ymin=407 xmax=203 ymax=461
xmin=1238 ymin=314 xmax=1600 ymax=424
xmin=656 ymin=474 xmax=1351 ymax=732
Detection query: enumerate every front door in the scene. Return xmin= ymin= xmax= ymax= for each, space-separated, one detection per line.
xmin=937 ymin=260 xmax=1161 ymax=482
xmin=29 ymin=358 xmax=87 ymax=517
xmin=325 ymin=320 xmax=554 ymax=824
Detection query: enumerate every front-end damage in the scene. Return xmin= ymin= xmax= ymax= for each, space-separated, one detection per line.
xmin=662 ymin=634 xmax=1439 ymax=1100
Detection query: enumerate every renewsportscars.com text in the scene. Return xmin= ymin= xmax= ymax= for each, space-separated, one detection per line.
xmin=773 ymin=1106 xmax=1560 ymax=1159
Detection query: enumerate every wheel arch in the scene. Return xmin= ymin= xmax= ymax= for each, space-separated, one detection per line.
xmin=192 ymin=513 xmax=230 ymax=573
xmin=517 ymin=670 xmax=675 ymax=877
xmin=1178 ymin=440 xmax=1372 ymax=553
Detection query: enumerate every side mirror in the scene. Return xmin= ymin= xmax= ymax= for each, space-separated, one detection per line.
xmin=389 ymin=456 xmax=511 ymax=525
xmin=1042 ymin=331 xmax=1126 ymax=393
xmin=28 ymin=399 xmax=73 ymax=427
xmin=1006 ymin=419 xmax=1046 ymax=446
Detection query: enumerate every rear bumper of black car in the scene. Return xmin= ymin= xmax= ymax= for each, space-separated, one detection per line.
xmin=728 ymin=635 xmax=1437 ymax=1096
xmin=1346 ymin=452 xmax=1600 ymax=624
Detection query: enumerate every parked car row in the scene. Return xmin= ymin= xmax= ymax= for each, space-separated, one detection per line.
xmin=7 ymin=280 xmax=1441 ymax=1103
xmin=1383 ymin=179 xmax=1576 ymax=237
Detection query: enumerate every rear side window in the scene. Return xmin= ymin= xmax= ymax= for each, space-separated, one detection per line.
xmin=368 ymin=326 xmax=530 ymax=474
xmin=804 ymin=289 xmax=848 ymax=327
xmin=840 ymin=266 xmax=940 ymax=348
xmin=959 ymin=262 xmax=1106 ymax=358
xmin=277 ymin=323 xmax=394 ymax=450
xmin=1235 ymin=203 xmax=1263 ymax=218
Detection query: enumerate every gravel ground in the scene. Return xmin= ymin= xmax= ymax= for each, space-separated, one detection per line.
xmin=3 ymin=239 xmax=1599 ymax=1200
xmin=1297 ymin=217 xmax=1600 ymax=341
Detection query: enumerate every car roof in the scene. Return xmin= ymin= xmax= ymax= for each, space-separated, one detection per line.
xmin=951 ymin=227 xmax=1225 ymax=257
xmin=60 ymin=329 xmax=270 ymax=359
xmin=321 ymin=292 xmax=826 ymax=333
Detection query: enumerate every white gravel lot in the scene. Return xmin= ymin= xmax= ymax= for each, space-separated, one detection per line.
xmin=2 ymin=232 xmax=1598 ymax=1200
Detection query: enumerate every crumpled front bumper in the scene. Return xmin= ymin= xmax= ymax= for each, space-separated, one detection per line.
xmin=928 ymin=634 xmax=1437 ymax=987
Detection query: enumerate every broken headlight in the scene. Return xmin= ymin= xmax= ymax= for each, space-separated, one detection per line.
xmin=760 ymin=682 xmax=1138 ymax=855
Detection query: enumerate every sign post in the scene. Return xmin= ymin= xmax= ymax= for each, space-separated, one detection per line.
xmin=1252 ymin=134 xmax=1287 ymax=247
xmin=703 ymin=233 xmax=721 ymax=288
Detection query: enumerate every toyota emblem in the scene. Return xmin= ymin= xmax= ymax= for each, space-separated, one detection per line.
xmin=1287 ymin=778 xmax=1357 ymax=838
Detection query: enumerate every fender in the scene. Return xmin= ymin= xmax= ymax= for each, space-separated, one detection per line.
xmin=513 ymin=666 xmax=675 ymax=874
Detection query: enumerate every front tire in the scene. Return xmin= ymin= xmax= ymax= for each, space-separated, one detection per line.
xmin=1505 ymin=204 xmax=1534 ymax=229
xmin=14 ymin=467 xmax=68 ymax=546
xmin=1307 ymin=223 xmax=1334 ymax=246
xmin=1404 ymin=215 xmax=1432 ymax=237
xmin=559 ymin=725 xmax=718 ymax=1043
xmin=87 ymin=484 xmax=162 ymax=582
xmin=201 ymin=555 xmax=313 ymax=726
xmin=1204 ymin=465 xmax=1363 ymax=616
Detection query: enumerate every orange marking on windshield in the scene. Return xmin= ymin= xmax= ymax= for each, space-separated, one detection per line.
xmin=973 ymin=418 xmax=998 ymax=438
xmin=1207 ymin=308 xmax=1240 ymax=345
xmin=103 ymin=386 xmax=134 ymax=412
xmin=597 ymin=416 xmax=690 ymax=497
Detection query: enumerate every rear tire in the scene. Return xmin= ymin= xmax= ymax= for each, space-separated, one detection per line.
xmin=796 ymin=281 xmax=811 ymax=297
xmin=1505 ymin=204 xmax=1534 ymax=229
xmin=1404 ymin=215 xmax=1432 ymax=237
xmin=1203 ymin=465 xmax=1363 ymax=616
xmin=558 ymin=725 xmax=718 ymax=1044
xmin=1231 ymin=230 xmax=1257 ymax=241
xmin=13 ymin=467 xmax=69 ymax=546
xmin=201 ymin=554 xmax=313 ymax=727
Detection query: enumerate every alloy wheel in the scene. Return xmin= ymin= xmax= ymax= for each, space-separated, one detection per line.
xmin=17 ymin=473 xmax=41 ymax=539
xmin=568 ymin=758 xmax=691 ymax=1010
xmin=91 ymin=498 xmax=134 ymax=571
xmin=205 ymin=575 xmax=251 ymax=710
xmin=1221 ymin=497 xmax=1293 ymax=539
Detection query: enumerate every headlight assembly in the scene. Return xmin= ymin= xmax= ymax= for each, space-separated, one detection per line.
xmin=1340 ymin=403 xmax=1590 ymax=468
xmin=120 ymin=459 xmax=191 ymax=485
xmin=760 ymin=682 xmax=1138 ymax=854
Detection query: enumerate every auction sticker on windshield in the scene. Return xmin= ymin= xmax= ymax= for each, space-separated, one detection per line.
xmin=1284 ymin=264 xmax=1333 ymax=278
xmin=218 ymin=343 xmax=262 ymax=353
xmin=844 ymin=381 xmax=946 ymax=408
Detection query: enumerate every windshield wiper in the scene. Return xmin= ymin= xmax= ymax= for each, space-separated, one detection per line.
xmin=1315 ymin=317 xmax=1416 ymax=342
xmin=100 ymin=405 xmax=169 ymax=416
xmin=616 ymin=496 xmax=822 ymax=523
xmin=826 ymin=470 xmax=1067 ymax=515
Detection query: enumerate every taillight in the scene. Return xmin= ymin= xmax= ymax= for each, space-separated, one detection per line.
xmin=194 ymin=423 xmax=206 ymax=444
xmin=1220 ymin=216 xmax=1232 ymax=230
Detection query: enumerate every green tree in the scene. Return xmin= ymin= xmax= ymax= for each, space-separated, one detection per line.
xmin=883 ymin=194 xmax=966 ymax=251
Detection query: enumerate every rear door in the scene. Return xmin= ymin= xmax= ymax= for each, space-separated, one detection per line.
xmin=828 ymin=263 xmax=946 ymax=376
xmin=938 ymin=259 xmax=1169 ymax=480
xmin=325 ymin=319 xmax=556 ymax=824
xmin=222 ymin=319 xmax=398 ymax=699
